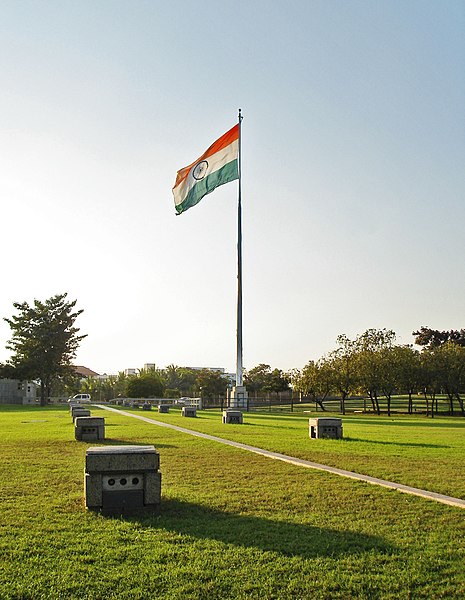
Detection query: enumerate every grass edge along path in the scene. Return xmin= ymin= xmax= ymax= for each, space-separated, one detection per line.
xmin=97 ymin=405 xmax=465 ymax=510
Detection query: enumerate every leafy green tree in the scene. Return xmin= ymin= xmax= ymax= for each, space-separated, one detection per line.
xmin=126 ymin=371 xmax=164 ymax=398
xmin=0 ymin=363 xmax=20 ymax=379
xmin=162 ymin=365 xmax=197 ymax=397
xmin=244 ymin=364 xmax=290 ymax=398
xmin=291 ymin=360 xmax=333 ymax=410
xmin=356 ymin=347 xmax=381 ymax=414
xmin=87 ymin=371 xmax=129 ymax=401
xmin=194 ymin=369 xmax=228 ymax=400
xmin=378 ymin=345 xmax=401 ymax=417
xmin=419 ymin=350 xmax=441 ymax=417
xmin=413 ymin=327 xmax=465 ymax=349
xmin=268 ymin=368 xmax=290 ymax=395
xmin=394 ymin=345 xmax=421 ymax=414
xmin=3 ymin=293 xmax=86 ymax=405
xmin=244 ymin=364 xmax=272 ymax=396
xmin=112 ymin=371 xmax=129 ymax=399
xmin=328 ymin=334 xmax=358 ymax=415
xmin=290 ymin=363 xmax=314 ymax=398
xmin=429 ymin=343 xmax=465 ymax=416
xmin=81 ymin=376 xmax=119 ymax=403
xmin=51 ymin=372 xmax=81 ymax=399
xmin=353 ymin=329 xmax=397 ymax=415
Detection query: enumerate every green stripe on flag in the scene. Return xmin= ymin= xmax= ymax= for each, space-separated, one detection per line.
xmin=176 ymin=159 xmax=239 ymax=215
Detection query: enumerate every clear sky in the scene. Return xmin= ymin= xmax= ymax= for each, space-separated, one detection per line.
xmin=0 ymin=0 xmax=464 ymax=375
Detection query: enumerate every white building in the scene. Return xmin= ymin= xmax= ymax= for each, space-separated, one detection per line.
xmin=0 ymin=379 xmax=37 ymax=405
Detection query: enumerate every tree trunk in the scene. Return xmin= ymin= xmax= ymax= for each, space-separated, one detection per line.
xmin=315 ymin=398 xmax=326 ymax=411
xmin=369 ymin=391 xmax=376 ymax=413
xmin=445 ymin=391 xmax=454 ymax=415
xmin=340 ymin=391 xmax=346 ymax=415
xmin=430 ymin=393 xmax=436 ymax=418
xmin=40 ymin=377 xmax=47 ymax=406
xmin=455 ymin=393 xmax=465 ymax=417
xmin=423 ymin=390 xmax=429 ymax=417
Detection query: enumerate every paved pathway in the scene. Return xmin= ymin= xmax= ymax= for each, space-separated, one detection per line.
xmin=96 ymin=405 xmax=465 ymax=510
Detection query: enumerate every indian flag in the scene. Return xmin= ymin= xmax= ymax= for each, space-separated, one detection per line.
xmin=172 ymin=124 xmax=239 ymax=215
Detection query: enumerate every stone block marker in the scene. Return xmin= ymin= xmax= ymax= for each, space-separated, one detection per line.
xmin=75 ymin=416 xmax=105 ymax=442
xmin=309 ymin=417 xmax=343 ymax=440
xmin=85 ymin=445 xmax=161 ymax=514
xmin=142 ymin=403 xmax=152 ymax=411
xmin=222 ymin=409 xmax=243 ymax=424
xmin=71 ymin=407 xmax=91 ymax=422
xmin=182 ymin=406 xmax=197 ymax=417
xmin=158 ymin=404 xmax=170 ymax=413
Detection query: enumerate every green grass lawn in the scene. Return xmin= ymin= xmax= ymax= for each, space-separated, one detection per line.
xmin=114 ymin=404 xmax=465 ymax=500
xmin=1 ymin=404 xmax=465 ymax=599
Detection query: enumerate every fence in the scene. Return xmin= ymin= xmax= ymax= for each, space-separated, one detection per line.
xmin=103 ymin=393 xmax=463 ymax=416
xmin=247 ymin=394 xmax=463 ymax=416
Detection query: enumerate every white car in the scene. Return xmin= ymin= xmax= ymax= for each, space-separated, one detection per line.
xmin=68 ymin=394 xmax=91 ymax=404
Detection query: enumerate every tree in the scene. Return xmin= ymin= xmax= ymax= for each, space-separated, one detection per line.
xmin=356 ymin=330 xmax=383 ymax=415
xmin=0 ymin=363 xmax=20 ymax=380
xmin=394 ymin=345 xmax=421 ymax=414
xmin=414 ymin=329 xmax=465 ymax=417
xmin=429 ymin=343 xmax=465 ymax=416
xmin=244 ymin=364 xmax=290 ymax=398
xmin=126 ymin=371 xmax=164 ymax=398
xmin=162 ymin=365 xmax=197 ymax=397
xmin=353 ymin=329 xmax=397 ymax=415
xmin=419 ymin=350 xmax=441 ymax=417
xmin=378 ymin=345 xmax=402 ymax=417
xmin=328 ymin=334 xmax=358 ymax=415
xmin=244 ymin=364 xmax=273 ymax=396
xmin=413 ymin=327 xmax=465 ymax=349
xmin=4 ymin=293 xmax=86 ymax=406
xmin=194 ymin=369 xmax=229 ymax=401
xmin=292 ymin=359 xmax=333 ymax=410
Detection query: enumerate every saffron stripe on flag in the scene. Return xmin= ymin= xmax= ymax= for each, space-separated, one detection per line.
xmin=174 ymin=139 xmax=239 ymax=207
xmin=173 ymin=123 xmax=239 ymax=215
xmin=174 ymin=124 xmax=239 ymax=190
xmin=175 ymin=160 xmax=239 ymax=215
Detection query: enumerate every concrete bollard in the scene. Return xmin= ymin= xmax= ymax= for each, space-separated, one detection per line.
xmin=309 ymin=417 xmax=343 ymax=439
xmin=222 ymin=409 xmax=243 ymax=424
xmin=71 ymin=407 xmax=91 ymax=422
xmin=182 ymin=406 xmax=197 ymax=417
xmin=158 ymin=404 xmax=170 ymax=413
xmin=85 ymin=445 xmax=161 ymax=514
xmin=75 ymin=416 xmax=105 ymax=441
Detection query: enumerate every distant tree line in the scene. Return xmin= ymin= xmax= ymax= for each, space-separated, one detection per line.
xmin=290 ymin=328 xmax=465 ymax=417
xmin=1 ymin=294 xmax=464 ymax=416
xmin=75 ymin=365 xmax=231 ymax=403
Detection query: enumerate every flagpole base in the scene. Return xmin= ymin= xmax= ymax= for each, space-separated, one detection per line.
xmin=230 ymin=386 xmax=247 ymax=409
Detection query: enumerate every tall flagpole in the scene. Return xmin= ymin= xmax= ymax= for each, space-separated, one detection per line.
xmin=236 ymin=108 xmax=243 ymax=388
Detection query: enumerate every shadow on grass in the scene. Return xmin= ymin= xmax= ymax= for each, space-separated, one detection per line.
xmin=246 ymin=413 xmax=304 ymax=422
xmin=344 ymin=437 xmax=449 ymax=449
xmin=121 ymin=498 xmax=392 ymax=560
xmin=349 ymin=418 xmax=465 ymax=428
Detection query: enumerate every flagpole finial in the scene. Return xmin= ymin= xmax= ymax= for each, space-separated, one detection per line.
xmin=238 ymin=108 xmax=243 ymax=122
